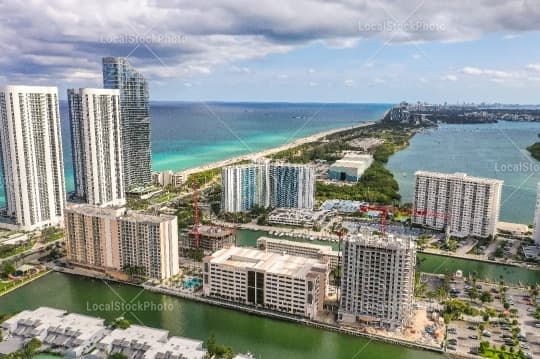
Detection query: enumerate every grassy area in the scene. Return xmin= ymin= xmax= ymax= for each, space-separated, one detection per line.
xmin=0 ymin=270 xmax=49 ymax=296
xmin=0 ymin=241 xmax=35 ymax=259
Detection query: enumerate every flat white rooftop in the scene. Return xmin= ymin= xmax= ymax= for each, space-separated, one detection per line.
xmin=415 ymin=171 xmax=503 ymax=185
xmin=208 ymin=246 xmax=327 ymax=278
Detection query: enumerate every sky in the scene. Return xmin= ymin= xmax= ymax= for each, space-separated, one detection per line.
xmin=1 ymin=0 xmax=540 ymax=103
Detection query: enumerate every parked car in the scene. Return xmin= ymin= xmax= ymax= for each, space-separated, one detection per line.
xmin=469 ymin=335 xmax=478 ymax=340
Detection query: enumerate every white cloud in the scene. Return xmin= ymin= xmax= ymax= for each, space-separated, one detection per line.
xmin=460 ymin=66 xmax=515 ymax=80
xmin=441 ymin=74 xmax=457 ymax=81
xmin=2 ymin=0 xmax=540 ymax=86
xmin=527 ymin=63 xmax=540 ymax=73
xmin=344 ymin=79 xmax=355 ymax=87
xmin=308 ymin=81 xmax=317 ymax=87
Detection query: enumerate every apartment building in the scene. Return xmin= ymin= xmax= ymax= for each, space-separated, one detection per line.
xmin=338 ymin=232 xmax=416 ymax=329
xmin=203 ymin=246 xmax=328 ymax=319
xmin=0 ymin=86 xmax=66 ymax=231
xmin=68 ymin=88 xmax=125 ymax=207
xmin=221 ymin=162 xmax=271 ymax=212
xmin=221 ymin=161 xmax=315 ymax=212
xmin=64 ymin=204 xmax=179 ymax=280
xmin=413 ymin=171 xmax=503 ymax=238
xmin=103 ymin=57 xmax=151 ymax=188
xmin=270 ymin=163 xmax=315 ymax=209
xmin=535 ymin=183 xmax=540 ymax=246
xmin=257 ymin=237 xmax=339 ymax=270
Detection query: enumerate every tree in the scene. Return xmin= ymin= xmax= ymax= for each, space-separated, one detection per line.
xmin=108 ymin=354 xmax=128 ymax=359
xmin=1 ymin=262 xmax=16 ymax=278
xmin=480 ymin=291 xmax=493 ymax=305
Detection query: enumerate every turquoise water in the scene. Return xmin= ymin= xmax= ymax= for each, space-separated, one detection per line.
xmin=0 ymin=102 xmax=390 ymax=206
xmin=387 ymin=122 xmax=540 ymax=224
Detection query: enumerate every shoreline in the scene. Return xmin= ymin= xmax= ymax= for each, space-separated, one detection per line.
xmin=47 ymin=267 xmax=443 ymax=355
xmin=160 ymin=121 xmax=375 ymax=176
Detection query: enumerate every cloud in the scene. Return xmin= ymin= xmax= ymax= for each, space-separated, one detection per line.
xmin=2 ymin=0 xmax=540 ymax=86
xmin=460 ymin=66 xmax=515 ymax=80
xmin=344 ymin=79 xmax=355 ymax=87
xmin=527 ymin=63 xmax=540 ymax=73
xmin=308 ymin=81 xmax=317 ymax=87
xmin=441 ymin=74 xmax=457 ymax=81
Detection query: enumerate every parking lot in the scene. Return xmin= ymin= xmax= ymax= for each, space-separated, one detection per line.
xmin=446 ymin=278 xmax=540 ymax=358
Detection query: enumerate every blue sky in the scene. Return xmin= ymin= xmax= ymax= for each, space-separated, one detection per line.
xmin=1 ymin=1 xmax=540 ymax=103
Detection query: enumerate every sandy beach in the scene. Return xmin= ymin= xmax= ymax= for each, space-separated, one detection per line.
xmin=165 ymin=121 xmax=375 ymax=177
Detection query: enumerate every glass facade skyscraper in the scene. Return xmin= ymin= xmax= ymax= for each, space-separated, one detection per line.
xmin=102 ymin=57 xmax=151 ymax=188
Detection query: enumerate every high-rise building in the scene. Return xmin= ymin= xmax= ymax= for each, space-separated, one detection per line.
xmin=534 ymin=183 xmax=540 ymax=246
xmin=221 ymin=161 xmax=315 ymax=212
xmin=338 ymin=232 xmax=416 ymax=329
xmin=68 ymin=88 xmax=125 ymax=207
xmin=102 ymin=57 xmax=151 ymax=188
xmin=413 ymin=171 xmax=503 ymax=238
xmin=221 ymin=162 xmax=270 ymax=212
xmin=270 ymin=163 xmax=315 ymax=209
xmin=203 ymin=246 xmax=328 ymax=319
xmin=0 ymin=86 xmax=66 ymax=231
xmin=65 ymin=204 xmax=179 ymax=280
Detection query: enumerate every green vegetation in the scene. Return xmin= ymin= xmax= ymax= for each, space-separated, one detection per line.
xmin=205 ymin=334 xmax=234 ymax=359
xmin=479 ymin=340 xmax=528 ymax=359
xmin=108 ymin=354 xmax=128 ymax=359
xmin=122 ymin=265 xmax=146 ymax=277
xmin=527 ymin=134 xmax=540 ymax=161
xmin=443 ymin=298 xmax=480 ymax=323
xmin=317 ymin=161 xmax=401 ymax=204
xmin=187 ymin=168 xmax=221 ymax=187
xmin=0 ymin=241 xmax=34 ymax=259
xmin=111 ymin=317 xmax=131 ymax=329
xmin=3 ymin=337 xmax=41 ymax=359
xmin=126 ymin=198 xmax=151 ymax=210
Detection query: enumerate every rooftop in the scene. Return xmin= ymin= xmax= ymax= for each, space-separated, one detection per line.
xmin=415 ymin=171 xmax=504 ymax=185
xmin=345 ymin=230 xmax=416 ymax=251
xmin=207 ymin=246 xmax=327 ymax=278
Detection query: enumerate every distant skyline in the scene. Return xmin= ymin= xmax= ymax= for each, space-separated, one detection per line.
xmin=1 ymin=1 xmax=540 ymax=103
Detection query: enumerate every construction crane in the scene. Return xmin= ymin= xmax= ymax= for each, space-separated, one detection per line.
xmin=359 ymin=204 xmax=390 ymax=234
xmin=192 ymin=182 xmax=200 ymax=249
xmin=359 ymin=204 xmax=448 ymax=237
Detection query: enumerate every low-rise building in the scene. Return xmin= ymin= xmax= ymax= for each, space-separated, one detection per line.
xmin=267 ymin=208 xmax=330 ymax=227
xmin=152 ymin=170 xmax=187 ymax=188
xmin=319 ymin=199 xmax=367 ymax=213
xmin=180 ymin=225 xmax=236 ymax=253
xmin=96 ymin=325 xmax=207 ymax=359
xmin=328 ymin=154 xmax=373 ymax=182
xmin=203 ymin=246 xmax=328 ymax=319
xmin=338 ymin=231 xmax=416 ymax=329
xmin=0 ymin=307 xmax=107 ymax=358
xmin=257 ymin=237 xmax=339 ymax=270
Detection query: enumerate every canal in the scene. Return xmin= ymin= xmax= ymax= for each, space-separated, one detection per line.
xmin=236 ymin=229 xmax=540 ymax=286
xmin=1 ymin=229 xmax=538 ymax=359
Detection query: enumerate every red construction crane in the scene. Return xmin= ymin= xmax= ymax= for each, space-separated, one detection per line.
xmin=192 ymin=182 xmax=200 ymax=249
xmin=359 ymin=204 xmax=390 ymax=234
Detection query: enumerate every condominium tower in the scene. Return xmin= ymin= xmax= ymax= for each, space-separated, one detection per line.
xmin=338 ymin=232 xmax=416 ymax=329
xmin=270 ymin=163 xmax=315 ymax=209
xmin=0 ymin=86 xmax=66 ymax=231
xmin=413 ymin=171 xmax=503 ymax=238
xmin=535 ymin=182 xmax=540 ymax=246
xmin=68 ymin=88 xmax=125 ymax=207
xmin=221 ymin=161 xmax=315 ymax=212
xmin=102 ymin=57 xmax=151 ymax=188
xmin=65 ymin=204 xmax=179 ymax=280
xmin=203 ymin=246 xmax=328 ymax=319
xmin=221 ymin=162 xmax=270 ymax=212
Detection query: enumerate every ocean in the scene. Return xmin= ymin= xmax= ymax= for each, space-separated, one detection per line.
xmin=5 ymin=102 xmax=390 ymax=203
xmin=1 ymin=102 xmax=538 ymax=224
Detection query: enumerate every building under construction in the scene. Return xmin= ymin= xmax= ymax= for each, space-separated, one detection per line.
xmin=180 ymin=225 xmax=236 ymax=254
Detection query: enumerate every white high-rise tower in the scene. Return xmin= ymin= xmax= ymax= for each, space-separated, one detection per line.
xmin=0 ymin=86 xmax=66 ymax=230
xmin=68 ymin=88 xmax=125 ymax=207
xmin=534 ymin=183 xmax=540 ymax=246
